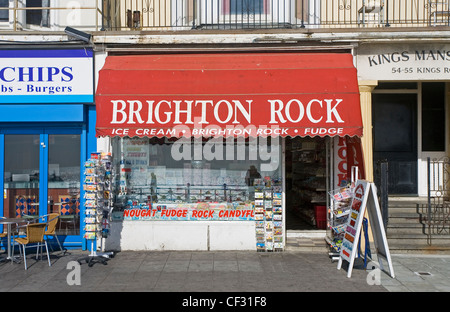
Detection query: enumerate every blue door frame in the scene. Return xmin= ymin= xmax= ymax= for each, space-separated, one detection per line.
xmin=0 ymin=105 xmax=97 ymax=250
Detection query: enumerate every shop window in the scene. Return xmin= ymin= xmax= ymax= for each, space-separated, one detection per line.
xmin=111 ymin=136 xmax=282 ymax=211
xmin=422 ymin=82 xmax=446 ymax=152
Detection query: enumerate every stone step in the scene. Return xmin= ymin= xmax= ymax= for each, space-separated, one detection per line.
xmin=388 ymin=209 xmax=422 ymax=216
xmin=388 ymin=202 xmax=424 ymax=208
xmin=387 ymin=220 xmax=424 ymax=227
xmin=285 ymin=236 xmax=328 ymax=252
xmin=388 ymin=206 xmax=424 ymax=213
xmin=388 ymin=215 xmax=423 ymax=223
xmin=387 ymin=243 xmax=450 ymax=254
xmin=387 ymin=234 xmax=447 ymax=243
xmin=386 ymin=225 xmax=426 ymax=235
xmin=388 ymin=196 xmax=428 ymax=205
xmin=375 ymin=198 xmax=450 ymax=254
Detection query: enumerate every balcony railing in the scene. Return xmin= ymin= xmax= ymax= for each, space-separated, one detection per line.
xmin=0 ymin=0 xmax=101 ymax=31
xmin=0 ymin=0 xmax=449 ymax=32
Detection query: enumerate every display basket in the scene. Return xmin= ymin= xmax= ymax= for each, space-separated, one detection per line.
xmin=328 ymin=187 xmax=353 ymax=202
xmin=333 ymin=207 xmax=351 ymax=218
xmin=332 ymin=223 xmax=347 ymax=235
xmin=330 ymin=213 xmax=348 ymax=227
xmin=329 ymin=238 xmax=342 ymax=252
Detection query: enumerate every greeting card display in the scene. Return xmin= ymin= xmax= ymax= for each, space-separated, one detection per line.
xmin=77 ymin=152 xmax=114 ymax=267
xmin=327 ymin=186 xmax=354 ymax=259
xmin=255 ymin=182 xmax=283 ymax=252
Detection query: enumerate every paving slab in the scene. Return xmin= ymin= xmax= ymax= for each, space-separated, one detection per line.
xmin=2 ymin=249 xmax=450 ymax=296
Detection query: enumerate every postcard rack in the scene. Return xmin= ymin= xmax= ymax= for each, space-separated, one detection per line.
xmin=77 ymin=152 xmax=114 ymax=267
xmin=255 ymin=182 xmax=283 ymax=252
xmin=327 ymin=186 xmax=353 ymax=261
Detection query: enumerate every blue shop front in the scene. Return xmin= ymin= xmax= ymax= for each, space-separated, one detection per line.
xmin=0 ymin=48 xmax=97 ymax=250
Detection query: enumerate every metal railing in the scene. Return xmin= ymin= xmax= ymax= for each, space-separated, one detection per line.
xmin=1 ymin=0 xmax=450 ymax=32
xmin=421 ymin=157 xmax=450 ymax=245
xmin=375 ymin=160 xmax=389 ymax=230
xmin=101 ymin=0 xmax=450 ymax=30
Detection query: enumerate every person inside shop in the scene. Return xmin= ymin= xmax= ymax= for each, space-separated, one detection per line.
xmin=245 ymin=165 xmax=261 ymax=186
xmin=150 ymin=172 xmax=157 ymax=202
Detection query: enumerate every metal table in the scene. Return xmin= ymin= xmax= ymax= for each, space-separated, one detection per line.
xmin=0 ymin=218 xmax=28 ymax=263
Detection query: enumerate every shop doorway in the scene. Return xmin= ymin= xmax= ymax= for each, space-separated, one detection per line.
xmin=285 ymin=137 xmax=327 ymax=230
xmin=1 ymin=130 xmax=82 ymax=238
xmin=373 ymin=93 xmax=418 ymax=195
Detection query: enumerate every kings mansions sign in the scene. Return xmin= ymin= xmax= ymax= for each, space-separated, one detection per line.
xmin=357 ymin=44 xmax=450 ymax=81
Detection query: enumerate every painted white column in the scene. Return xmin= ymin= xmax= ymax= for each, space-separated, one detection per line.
xmin=358 ymin=80 xmax=378 ymax=183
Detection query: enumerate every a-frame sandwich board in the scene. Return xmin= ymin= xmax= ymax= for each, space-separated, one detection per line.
xmin=337 ymin=180 xmax=395 ymax=278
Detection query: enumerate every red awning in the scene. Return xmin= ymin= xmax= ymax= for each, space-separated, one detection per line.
xmin=95 ymin=53 xmax=363 ymax=138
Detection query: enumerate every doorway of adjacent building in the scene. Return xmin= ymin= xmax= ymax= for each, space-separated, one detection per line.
xmin=372 ymin=84 xmax=418 ymax=195
xmin=372 ymin=82 xmax=448 ymax=196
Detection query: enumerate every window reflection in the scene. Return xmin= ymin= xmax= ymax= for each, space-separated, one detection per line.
xmin=48 ymin=134 xmax=81 ymax=235
xmin=3 ymin=135 xmax=40 ymax=218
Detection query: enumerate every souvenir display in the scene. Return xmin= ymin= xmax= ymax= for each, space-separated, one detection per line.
xmin=255 ymin=178 xmax=283 ymax=252
xmin=327 ymin=186 xmax=354 ymax=260
xmin=77 ymin=152 xmax=114 ymax=267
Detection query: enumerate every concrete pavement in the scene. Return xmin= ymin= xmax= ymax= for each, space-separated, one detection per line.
xmin=0 ymin=248 xmax=449 ymax=293
xmin=380 ymin=254 xmax=450 ymax=292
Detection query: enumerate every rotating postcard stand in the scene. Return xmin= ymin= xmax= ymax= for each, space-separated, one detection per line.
xmin=78 ymin=240 xmax=110 ymax=267
xmin=77 ymin=153 xmax=114 ymax=267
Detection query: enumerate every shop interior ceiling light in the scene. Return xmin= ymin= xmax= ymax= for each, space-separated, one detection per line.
xmin=64 ymin=27 xmax=91 ymax=43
